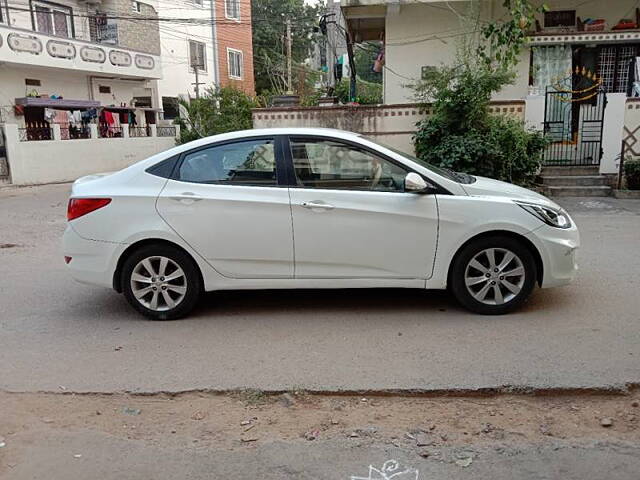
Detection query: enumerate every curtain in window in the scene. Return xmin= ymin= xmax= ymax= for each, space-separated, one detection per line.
xmin=532 ymin=45 xmax=572 ymax=92
xmin=53 ymin=10 xmax=69 ymax=37
xmin=35 ymin=6 xmax=53 ymax=34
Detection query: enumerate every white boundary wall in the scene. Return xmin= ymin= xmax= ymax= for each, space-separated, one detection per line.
xmin=3 ymin=124 xmax=179 ymax=185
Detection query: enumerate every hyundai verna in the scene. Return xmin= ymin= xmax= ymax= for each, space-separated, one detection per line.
xmin=63 ymin=128 xmax=579 ymax=319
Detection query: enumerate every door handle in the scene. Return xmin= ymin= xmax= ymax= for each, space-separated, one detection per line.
xmin=170 ymin=192 xmax=202 ymax=204
xmin=301 ymin=201 xmax=334 ymax=210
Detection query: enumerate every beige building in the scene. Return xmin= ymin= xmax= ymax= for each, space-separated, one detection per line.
xmin=335 ymin=0 xmax=640 ymax=185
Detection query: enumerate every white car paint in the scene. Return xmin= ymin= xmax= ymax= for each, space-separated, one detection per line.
xmin=62 ymin=127 xmax=579 ymax=308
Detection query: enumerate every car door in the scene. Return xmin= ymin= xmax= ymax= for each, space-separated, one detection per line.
xmin=156 ymin=136 xmax=294 ymax=279
xmin=286 ymin=136 xmax=439 ymax=279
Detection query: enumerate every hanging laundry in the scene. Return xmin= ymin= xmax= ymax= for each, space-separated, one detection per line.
xmin=53 ymin=110 xmax=70 ymax=140
xmin=44 ymin=108 xmax=57 ymax=122
xmin=373 ymin=49 xmax=385 ymax=73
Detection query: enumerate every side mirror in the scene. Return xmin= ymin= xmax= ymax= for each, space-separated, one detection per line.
xmin=404 ymin=172 xmax=433 ymax=193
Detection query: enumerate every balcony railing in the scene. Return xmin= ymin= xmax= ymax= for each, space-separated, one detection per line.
xmin=16 ymin=123 xmax=179 ymax=142
xmin=129 ymin=126 xmax=151 ymax=137
xmin=157 ymin=126 xmax=177 ymax=137
xmin=19 ymin=126 xmax=53 ymax=142
xmin=0 ymin=24 xmax=161 ymax=79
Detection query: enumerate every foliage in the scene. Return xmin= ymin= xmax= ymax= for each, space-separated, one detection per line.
xmin=335 ymin=78 xmax=382 ymax=105
xmin=479 ymin=0 xmax=548 ymax=68
xmin=415 ymin=114 xmax=545 ymax=185
xmin=624 ymin=159 xmax=640 ymax=190
xmin=354 ymin=43 xmax=383 ymax=84
xmin=251 ymin=0 xmax=320 ymax=95
xmin=411 ymin=0 xmax=546 ymax=185
xmin=176 ymin=86 xmax=256 ymax=144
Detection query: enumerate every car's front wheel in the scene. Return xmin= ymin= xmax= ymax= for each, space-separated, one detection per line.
xmin=449 ymin=236 xmax=537 ymax=315
xmin=121 ymin=244 xmax=202 ymax=320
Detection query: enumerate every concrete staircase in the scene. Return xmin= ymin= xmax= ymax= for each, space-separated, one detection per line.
xmin=539 ymin=166 xmax=612 ymax=197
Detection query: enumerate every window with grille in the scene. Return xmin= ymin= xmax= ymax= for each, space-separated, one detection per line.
xmin=189 ymin=40 xmax=206 ymax=72
xmin=33 ymin=2 xmax=73 ymax=38
xmin=225 ymin=0 xmax=239 ymax=20
xmin=598 ymin=45 xmax=639 ymax=94
xmin=227 ymin=49 xmax=243 ymax=79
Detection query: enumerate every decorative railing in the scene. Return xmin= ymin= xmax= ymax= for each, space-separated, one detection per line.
xmin=157 ymin=126 xmax=177 ymax=137
xmin=129 ymin=126 xmax=150 ymax=137
xmin=60 ymin=125 xmax=91 ymax=140
xmin=19 ymin=126 xmax=53 ymax=142
xmin=98 ymin=124 xmax=123 ymax=138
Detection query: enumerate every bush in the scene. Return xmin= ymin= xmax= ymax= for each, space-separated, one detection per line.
xmin=176 ymin=86 xmax=256 ymax=144
xmin=335 ymin=78 xmax=382 ymax=105
xmin=412 ymin=65 xmax=546 ymax=186
xmin=624 ymin=159 xmax=640 ymax=190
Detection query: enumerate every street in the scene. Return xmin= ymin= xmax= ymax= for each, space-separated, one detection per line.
xmin=1 ymin=183 xmax=640 ymax=478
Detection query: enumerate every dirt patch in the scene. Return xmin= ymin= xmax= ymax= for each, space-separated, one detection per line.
xmin=1 ymin=390 xmax=638 ymax=455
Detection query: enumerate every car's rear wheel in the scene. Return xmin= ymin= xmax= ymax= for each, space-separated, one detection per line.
xmin=121 ymin=244 xmax=201 ymax=320
xmin=449 ymin=236 xmax=537 ymax=315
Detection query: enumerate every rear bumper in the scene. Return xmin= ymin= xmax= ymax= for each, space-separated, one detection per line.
xmin=526 ymin=223 xmax=580 ymax=288
xmin=62 ymin=225 xmax=121 ymax=288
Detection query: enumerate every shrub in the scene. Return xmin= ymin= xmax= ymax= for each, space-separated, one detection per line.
xmin=335 ymin=78 xmax=382 ymax=105
xmin=412 ymin=65 xmax=546 ymax=186
xmin=624 ymin=159 xmax=640 ymax=190
xmin=176 ymin=86 xmax=256 ymax=144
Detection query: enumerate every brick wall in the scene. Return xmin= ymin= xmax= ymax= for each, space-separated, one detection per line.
xmin=113 ymin=0 xmax=161 ymax=55
xmin=215 ymin=0 xmax=255 ymax=94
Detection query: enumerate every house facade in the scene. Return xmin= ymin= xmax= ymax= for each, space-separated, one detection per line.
xmin=156 ymin=0 xmax=255 ymax=121
xmin=338 ymin=0 xmax=640 ymax=184
xmin=0 ymin=0 xmax=180 ymax=185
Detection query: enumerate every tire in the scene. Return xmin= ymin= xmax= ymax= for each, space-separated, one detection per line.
xmin=449 ymin=235 xmax=537 ymax=315
xmin=121 ymin=244 xmax=202 ymax=320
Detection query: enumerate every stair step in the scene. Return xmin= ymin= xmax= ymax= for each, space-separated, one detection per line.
xmin=545 ymin=185 xmax=612 ymax=197
xmin=541 ymin=166 xmax=600 ymax=176
xmin=539 ymin=175 xmax=608 ymax=187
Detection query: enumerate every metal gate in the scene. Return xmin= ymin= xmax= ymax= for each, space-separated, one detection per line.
xmin=0 ymin=127 xmax=9 ymax=182
xmin=542 ymin=87 xmax=607 ymax=166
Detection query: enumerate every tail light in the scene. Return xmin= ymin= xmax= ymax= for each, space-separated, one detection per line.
xmin=67 ymin=198 xmax=112 ymax=221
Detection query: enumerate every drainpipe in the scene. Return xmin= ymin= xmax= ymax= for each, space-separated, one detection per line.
xmin=209 ymin=0 xmax=220 ymax=88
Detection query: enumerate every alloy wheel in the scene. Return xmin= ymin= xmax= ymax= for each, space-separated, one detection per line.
xmin=130 ymin=256 xmax=187 ymax=311
xmin=464 ymin=248 xmax=525 ymax=306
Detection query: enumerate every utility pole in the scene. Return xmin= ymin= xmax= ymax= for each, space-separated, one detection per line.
xmin=286 ymin=18 xmax=293 ymax=94
xmin=345 ymin=32 xmax=357 ymax=103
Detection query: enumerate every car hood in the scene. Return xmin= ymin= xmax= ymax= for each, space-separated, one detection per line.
xmin=461 ymin=175 xmax=560 ymax=209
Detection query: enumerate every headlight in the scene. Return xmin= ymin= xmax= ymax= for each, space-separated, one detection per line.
xmin=515 ymin=201 xmax=572 ymax=229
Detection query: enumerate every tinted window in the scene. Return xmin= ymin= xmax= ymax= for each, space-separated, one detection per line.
xmin=146 ymin=155 xmax=179 ymax=179
xmin=290 ymin=138 xmax=408 ymax=192
xmin=178 ymin=139 xmax=277 ymax=186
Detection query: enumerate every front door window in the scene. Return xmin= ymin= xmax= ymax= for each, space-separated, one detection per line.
xmin=289 ymin=138 xmax=408 ymax=192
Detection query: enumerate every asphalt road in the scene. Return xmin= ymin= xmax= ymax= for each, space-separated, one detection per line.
xmin=1 ymin=183 xmax=639 ymax=394
xmin=8 ymin=433 xmax=640 ymax=480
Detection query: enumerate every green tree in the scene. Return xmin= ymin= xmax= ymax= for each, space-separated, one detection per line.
xmin=251 ymin=0 xmax=320 ymax=95
xmin=354 ymin=43 xmax=382 ymax=84
xmin=176 ymin=86 xmax=256 ymax=144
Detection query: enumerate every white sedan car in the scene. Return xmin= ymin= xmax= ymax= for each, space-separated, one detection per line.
xmin=63 ymin=128 xmax=579 ymax=319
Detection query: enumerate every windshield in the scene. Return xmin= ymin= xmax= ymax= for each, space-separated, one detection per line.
xmin=364 ymin=137 xmax=473 ymax=184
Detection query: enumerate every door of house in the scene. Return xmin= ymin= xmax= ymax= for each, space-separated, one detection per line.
xmin=542 ymin=86 xmax=607 ymax=166
xmin=0 ymin=128 xmax=10 ymax=182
